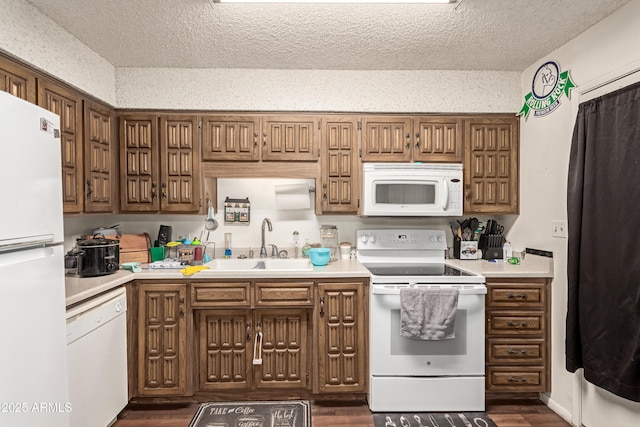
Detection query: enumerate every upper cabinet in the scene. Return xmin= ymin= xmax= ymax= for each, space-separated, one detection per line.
xmin=0 ymin=55 xmax=36 ymax=103
xmin=120 ymin=113 xmax=201 ymax=213
xmin=261 ymin=115 xmax=320 ymax=162
xmin=201 ymin=115 xmax=260 ymax=161
xmin=319 ymin=116 xmax=360 ymax=214
xmin=463 ymin=116 xmax=519 ymax=214
xmin=38 ymin=79 xmax=84 ymax=214
xmin=361 ymin=116 xmax=463 ymax=163
xmin=83 ymin=100 xmax=117 ymax=213
xmin=160 ymin=115 xmax=201 ymax=212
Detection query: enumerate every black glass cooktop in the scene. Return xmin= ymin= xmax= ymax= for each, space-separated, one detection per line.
xmin=362 ymin=263 xmax=473 ymax=277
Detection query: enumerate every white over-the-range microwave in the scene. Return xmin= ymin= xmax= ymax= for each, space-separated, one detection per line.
xmin=362 ymin=163 xmax=463 ymax=216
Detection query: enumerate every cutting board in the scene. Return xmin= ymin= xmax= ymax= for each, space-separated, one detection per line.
xmin=117 ymin=233 xmax=151 ymax=264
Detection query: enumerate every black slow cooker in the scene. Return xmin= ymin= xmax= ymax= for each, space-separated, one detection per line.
xmin=75 ymin=234 xmax=120 ymax=277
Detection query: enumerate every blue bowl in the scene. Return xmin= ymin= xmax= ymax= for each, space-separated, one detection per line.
xmin=308 ymin=247 xmax=331 ymax=266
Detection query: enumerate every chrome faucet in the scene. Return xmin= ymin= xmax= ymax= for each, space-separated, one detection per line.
xmin=260 ymin=218 xmax=273 ymax=258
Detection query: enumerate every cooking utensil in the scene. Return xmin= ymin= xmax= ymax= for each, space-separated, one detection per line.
xmin=205 ymin=205 xmax=218 ymax=231
xmin=428 ymin=414 xmax=440 ymax=427
xmin=414 ymin=415 xmax=427 ymax=427
xmin=473 ymin=418 xmax=489 ymax=427
xmin=458 ymin=414 xmax=472 ymax=427
xmin=445 ymin=413 xmax=456 ymax=427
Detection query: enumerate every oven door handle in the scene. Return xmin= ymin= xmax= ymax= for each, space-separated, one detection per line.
xmin=372 ymin=286 xmax=486 ymax=295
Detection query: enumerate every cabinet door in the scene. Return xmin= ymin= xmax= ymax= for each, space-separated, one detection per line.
xmin=413 ymin=116 xmax=463 ymax=162
xmin=464 ymin=116 xmax=519 ymax=214
xmin=361 ymin=116 xmax=412 ymax=162
xmin=83 ymin=100 xmax=117 ymax=213
xmin=319 ymin=116 xmax=360 ymax=214
xmin=0 ymin=55 xmax=36 ymax=103
xmin=316 ymin=281 xmax=367 ymax=393
xmin=197 ymin=309 xmax=252 ymax=391
xmin=201 ymin=115 xmax=260 ymax=161
xmin=119 ymin=114 xmax=159 ymax=212
xmin=38 ymin=79 xmax=83 ymax=213
xmin=255 ymin=309 xmax=310 ymax=389
xmin=138 ymin=284 xmax=187 ymax=396
xmin=262 ymin=115 xmax=319 ymax=161
xmin=160 ymin=115 xmax=201 ymax=212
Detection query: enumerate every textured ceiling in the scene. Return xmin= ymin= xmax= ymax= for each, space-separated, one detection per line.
xmin=25 ymin=0 xmax=630 ymax=71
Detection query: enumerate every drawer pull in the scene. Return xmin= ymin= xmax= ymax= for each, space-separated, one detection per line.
xmin=506 ymin=293 xmax=528 ymax=299
xmin=507 ymin=376 xmax=527 ymax=383
xmin=506 ymin=321 xmax=528 ymax=328
xmin=507 ymin=349 xmax=528 ymax=355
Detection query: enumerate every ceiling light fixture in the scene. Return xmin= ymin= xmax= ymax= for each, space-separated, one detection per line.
xmin=213 ymin=0 xmax=456 ymax=3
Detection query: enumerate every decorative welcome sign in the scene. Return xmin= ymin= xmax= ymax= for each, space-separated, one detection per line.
xmin=518 ymin=60 xmax=576 ymax=119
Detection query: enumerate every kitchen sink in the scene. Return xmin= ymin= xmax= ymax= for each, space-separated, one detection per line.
xmin=206 ymin=258 xmax=313 ymax=271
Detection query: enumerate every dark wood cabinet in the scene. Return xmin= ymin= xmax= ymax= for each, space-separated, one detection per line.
xmin=120 ymin=114 xmax=201 ymax=213
xmin=319 ymin=116 xmax=360 ymax=214
xmin=315 ymin=280 xmax=368 ymax=393
xmin=262 ymin=115 xmax=319 ymax=162
xmin=201 ymin=115 xmax=260 ymax=161
xmin=137 ymin=283 xmax=189 ymax=397
xmin=464 ymin=116 xmax=519 ymax=214
xmin=0 ymin=55 xmax=36 ymax=103
xmin=485 ymin=278 xmax=551 ymax=395
xmin=38 ymin=79 xmax=84 ymax=214
xmin=83 ymin=100 xmax=117 ymax=213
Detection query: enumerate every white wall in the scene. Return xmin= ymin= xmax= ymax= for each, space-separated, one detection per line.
xmin=511 ymin=0 xmax=640 ymax=425
xmin=116 ymin=67 xmax=521 ymax=112
xmin=0 ymin=0 xmax=116 ymax=105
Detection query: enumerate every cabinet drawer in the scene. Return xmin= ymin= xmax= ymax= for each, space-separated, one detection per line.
xmin=487 ymin=283 xmax=544 ymax=308
xmin=487 ymin=311 xmax=544 ymax=335
xmin=191 ymin=282 xmax=251 ymax=307
xmin=487 ymin=338 xmax=545 ymax=364
xmin=255 ymin=282 xmax=314 ymax=306
xmin=487 ymin=366 xmax=546 ymax=392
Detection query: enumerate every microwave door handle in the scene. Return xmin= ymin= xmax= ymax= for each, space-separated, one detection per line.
xmin=442 ymin=179 xmax=449 ymax=210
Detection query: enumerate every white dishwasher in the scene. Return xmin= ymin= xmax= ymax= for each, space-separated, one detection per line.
xmin=66 ymin=287 xmax=128 ymax=427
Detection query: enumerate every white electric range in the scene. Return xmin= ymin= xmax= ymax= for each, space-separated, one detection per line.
xmin=357 ymin=229 xmax=487 ymax=412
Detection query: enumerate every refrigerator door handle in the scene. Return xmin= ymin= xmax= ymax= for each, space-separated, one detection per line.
xmin=0 ymin=234 xmax=55 ymax=254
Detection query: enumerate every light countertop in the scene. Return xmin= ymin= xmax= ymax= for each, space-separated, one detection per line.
xmin=65 ymin=258 xmax=370 ymax=307
xmin=446 ymin=254 xmax=554 ymax=278
xmin=66 ymin=255 xmax=553 ymax=308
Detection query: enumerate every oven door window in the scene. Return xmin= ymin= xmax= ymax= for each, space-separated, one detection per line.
xmin=370 ymin=292 xmax=485 ymax=376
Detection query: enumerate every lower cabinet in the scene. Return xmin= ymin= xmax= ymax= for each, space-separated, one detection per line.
xmin=132 ymin=278 xmax=368 ymax=400
xmin=316 ymin=281 xmax=368 ymax=393
xmin=485 ymin=277 xmax=551 ymax=395
xmin=196 ymin=308 xmax=310 ymax=391
xmin=136 ymin=283 xmax=189 ymax=397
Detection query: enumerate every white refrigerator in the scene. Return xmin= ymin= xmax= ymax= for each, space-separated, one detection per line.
xmin=0 ymin=91 xmax=70 ymax=426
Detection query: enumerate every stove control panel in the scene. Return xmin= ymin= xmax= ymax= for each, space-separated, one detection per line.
xmin=357 ymin=229 xmax=447 ymax=250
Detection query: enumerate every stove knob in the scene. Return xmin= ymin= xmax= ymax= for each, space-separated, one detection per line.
xmin=369 ymin=235 xmax=376 ymax=244
xmin=437 ymin=235 xmax=445 ymax=243
xmin=360 ymin=235 xmax=369 ymax=244
xmin=430 ymin=236 xmax=436 ymax=243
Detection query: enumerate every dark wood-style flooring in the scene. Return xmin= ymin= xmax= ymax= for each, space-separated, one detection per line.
xmin=112 ymin=399 xmax=571 ymax=427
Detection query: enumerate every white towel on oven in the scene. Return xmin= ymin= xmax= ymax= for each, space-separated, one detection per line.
xmin=399 ymin=287 xmax=460 ymax=340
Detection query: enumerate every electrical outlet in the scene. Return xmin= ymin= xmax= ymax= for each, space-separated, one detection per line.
xmin=552 ymin=220 xmax=568 ymax=238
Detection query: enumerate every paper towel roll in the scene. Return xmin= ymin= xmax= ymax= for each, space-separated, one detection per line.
xmin=275 ymin=184 xmax=311 ymax=210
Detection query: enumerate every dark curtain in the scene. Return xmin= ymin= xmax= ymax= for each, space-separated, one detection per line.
xmin=567 ymin=80 xmax=640 ymax=402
